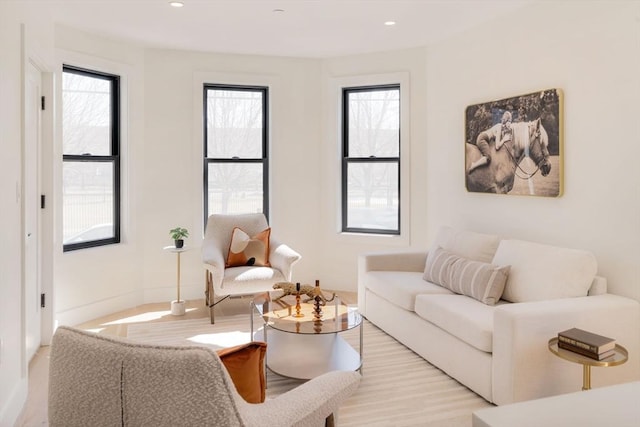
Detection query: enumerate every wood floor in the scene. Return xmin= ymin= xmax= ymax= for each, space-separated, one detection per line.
xmin=17 ymin=292 xmax=356 ymax=426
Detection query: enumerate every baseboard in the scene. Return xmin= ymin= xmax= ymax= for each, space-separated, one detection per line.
xmin=55 ymin=290 xmax=142 ymax=327
xmin=0 ymin=378 xmax=27 ymax=427
xmin=142 ymin=283 xmax=204 ymax=304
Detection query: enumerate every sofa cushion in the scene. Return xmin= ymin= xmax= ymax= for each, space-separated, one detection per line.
xmin=423 ymin=247 xmax=510 ymax=305
xmin=365 ymin=271 xmax=453 ymax=311
xmin=221 ymin=266 xmax=285 ymax=295
xmin=430 ymin=226 xmax=500 ymax=263
xmin=492 ymin=239 xmax=598 ymax=303
xmin=415 ymin=294 xmax=504 ymax=353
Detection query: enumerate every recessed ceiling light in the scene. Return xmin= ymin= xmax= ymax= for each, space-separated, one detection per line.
xmin=384 ymin=21 xmax=396 ymax=26
xmin=169 ymin=1 xmax=184 ymax=7
xmin=273 ymin=8 xmax=285 ymax=13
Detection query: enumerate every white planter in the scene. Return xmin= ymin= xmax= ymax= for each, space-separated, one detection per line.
xmin=171 ymin=300 xmax=186 ymax=316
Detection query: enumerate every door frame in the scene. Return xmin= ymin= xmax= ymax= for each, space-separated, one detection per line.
xmin=22 ymin=51 xmax=55 ymax=365
xmin=23 ymin=59 xmax=42 ymax=363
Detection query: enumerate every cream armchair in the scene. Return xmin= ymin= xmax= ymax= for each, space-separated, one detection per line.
xmin=49 ymin=327 xmax=360 ymax=427
xmin=203 ymin=213 xmax=301 ymax=323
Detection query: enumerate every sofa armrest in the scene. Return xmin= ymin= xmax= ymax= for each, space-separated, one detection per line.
xmin=269 ymin=238 xmax=302 ymax=281
xmin=238 ymin=371 xmax=361 ymax=427
xmin=358 ymin=251 xmax=427 ymax=273
xmin=357 ymin=251 xmax=427 ymax=315
xmin=492 ymin=294 xmax=640 ymax=405
xmin=203 ymin=245 xmax=226 ymax=295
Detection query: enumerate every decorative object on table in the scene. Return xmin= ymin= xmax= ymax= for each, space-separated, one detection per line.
xmin=313 ymin=299 xmax=323 ymax=321
xmin=312 ymin=281 xmax=324 ymax=333
xmin=273 ymin=282 xmax=315 ymax=302
xmin=273 ymin=280 xmax=336 ymax=304
xmin=557 ymin=327 xmax=616 ymax=360
xmin=313 ymin=302 xmax=323 ymax=321
xmin=312 ymin=280 xmax=333 ymax=321
xmin=293 ymin=282 xmax=304 ymax=318
xmin=558 ymin=343 xmax=615 ymax=361
xmin=169 ymin=226 xmax=189 ymax=248
xmin=465 ymin=88 xmax=562 ymax=197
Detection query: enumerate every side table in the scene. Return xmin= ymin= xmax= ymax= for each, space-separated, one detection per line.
xmin=163 ymin=245 xmax=191 ymax=315
xmin=548 ymin=337 xmax=628 ymax=390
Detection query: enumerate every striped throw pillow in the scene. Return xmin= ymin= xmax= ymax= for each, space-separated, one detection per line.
xmin=423 ymin=247 xmax=510 ymax=305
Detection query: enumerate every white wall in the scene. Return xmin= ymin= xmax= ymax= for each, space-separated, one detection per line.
xmin=2 ymin=1 xmax=639 ymax=422
xmin=140 ymin=46 xmax=427 ymax=296
xmin=0 ymin=7 xmax=27 ymax=423
xmin=53 ymin=27 xmax=147 ymax=326
xmin=318 ymin=47 xmax=429 ymax=289
xmin=424 ymin=0 xmax=640 ymax=301
xmin=0 ymin=3 xmax=54 ymax=425
xmin=316 ymin=1 xmax=640 ymax=303
xmin=51 ymin=1 xmax=640 ymax=329
xmin=49 ymin=30 xmax=328 ymax=323
xmin=141 ymin=49 xmax=324 ymax=299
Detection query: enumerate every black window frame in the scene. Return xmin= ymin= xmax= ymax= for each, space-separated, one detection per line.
xmin=342 ymin=84 xmax=401 ymax=235
xmin=203 ymin=84 xmax=269 ymax=224
xmin=62 ymin=65 xmax=121 ymax=252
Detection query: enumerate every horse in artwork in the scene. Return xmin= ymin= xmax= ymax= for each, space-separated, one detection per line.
xmin=466 ymin=118 xmax=552 ymax=194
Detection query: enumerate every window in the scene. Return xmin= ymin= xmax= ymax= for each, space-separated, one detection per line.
xmin=62 ymin=65 xmax=120 ymax=251
xmin=342 ymin=85 xmax=400 ymax=234
xmin=203 ymin=84 xmax=268 ymax=221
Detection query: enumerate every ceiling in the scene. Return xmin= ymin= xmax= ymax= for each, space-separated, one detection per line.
xmin=30 ymin=0 xmax=535 ymax=58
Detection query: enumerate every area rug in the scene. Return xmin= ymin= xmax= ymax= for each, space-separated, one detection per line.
xmin=127 ymin=315 xmax=491 ymax=427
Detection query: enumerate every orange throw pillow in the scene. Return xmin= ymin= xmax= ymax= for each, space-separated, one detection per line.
xmin=216 ymin=341 xmax=267 ymax=403
xmin=225 ymin=227 xmax=271 ymax=267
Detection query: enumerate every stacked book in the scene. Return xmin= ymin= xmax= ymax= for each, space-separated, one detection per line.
xmin=558 ymin=328 xmax=616 ymax=360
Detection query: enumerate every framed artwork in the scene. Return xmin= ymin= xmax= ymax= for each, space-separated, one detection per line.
xmin=465 ymin=88 xmax=563 ymax=197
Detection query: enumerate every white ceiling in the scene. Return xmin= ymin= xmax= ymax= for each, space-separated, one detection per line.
xmin=29 ymin=0 xmax=535 ymax=58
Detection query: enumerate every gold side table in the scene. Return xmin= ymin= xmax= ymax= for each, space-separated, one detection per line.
xmin=548 ymin=337 xmax=628 ymax=391
xmin=163 ymin=246 xmax=191 ymax=316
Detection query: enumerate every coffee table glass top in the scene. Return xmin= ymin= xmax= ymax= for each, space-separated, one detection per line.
xmin=252 ymin=294 xmax=362 ymax=335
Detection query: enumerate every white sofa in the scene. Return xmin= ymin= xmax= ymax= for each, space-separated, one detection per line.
xmin=358 ymin=226 xmax=640 ymax=405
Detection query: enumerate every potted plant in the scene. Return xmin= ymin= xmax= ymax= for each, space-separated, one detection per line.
xmin=170 ymin=227 xmax=189 ymax=249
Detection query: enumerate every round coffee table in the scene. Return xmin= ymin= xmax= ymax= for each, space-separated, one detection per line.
xmin=251 ymin=294 xmax=363 ymax=380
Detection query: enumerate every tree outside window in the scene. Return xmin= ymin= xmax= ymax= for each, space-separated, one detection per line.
xmin=342 ymin=85 xmax=400 ymax=234
xmin=203 ymin=85 xmax=268 ymax=222
xmin=62 ymin=65 xmax=120 ymax=251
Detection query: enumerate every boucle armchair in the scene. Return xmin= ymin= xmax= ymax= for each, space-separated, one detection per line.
xmin=48 ymin=326 xmax=361 ymax=427
xmin=203 ymin=213 xmax=301 ymax=323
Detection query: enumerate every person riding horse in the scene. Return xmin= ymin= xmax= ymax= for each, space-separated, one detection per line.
xmin=465 ymin=117 xmax=552 ymax=194
xmin=468 ymin=111 xmax=513 ymax=173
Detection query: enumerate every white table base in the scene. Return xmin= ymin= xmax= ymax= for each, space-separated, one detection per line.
xmin=255 ymin=328 xmax=361 ymax=380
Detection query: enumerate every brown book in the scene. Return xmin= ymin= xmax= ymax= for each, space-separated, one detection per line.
xmin=558 ymin=328 xmax=615 ymax=354
xmin=558 ymin=340 xmax=616 ymax=360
